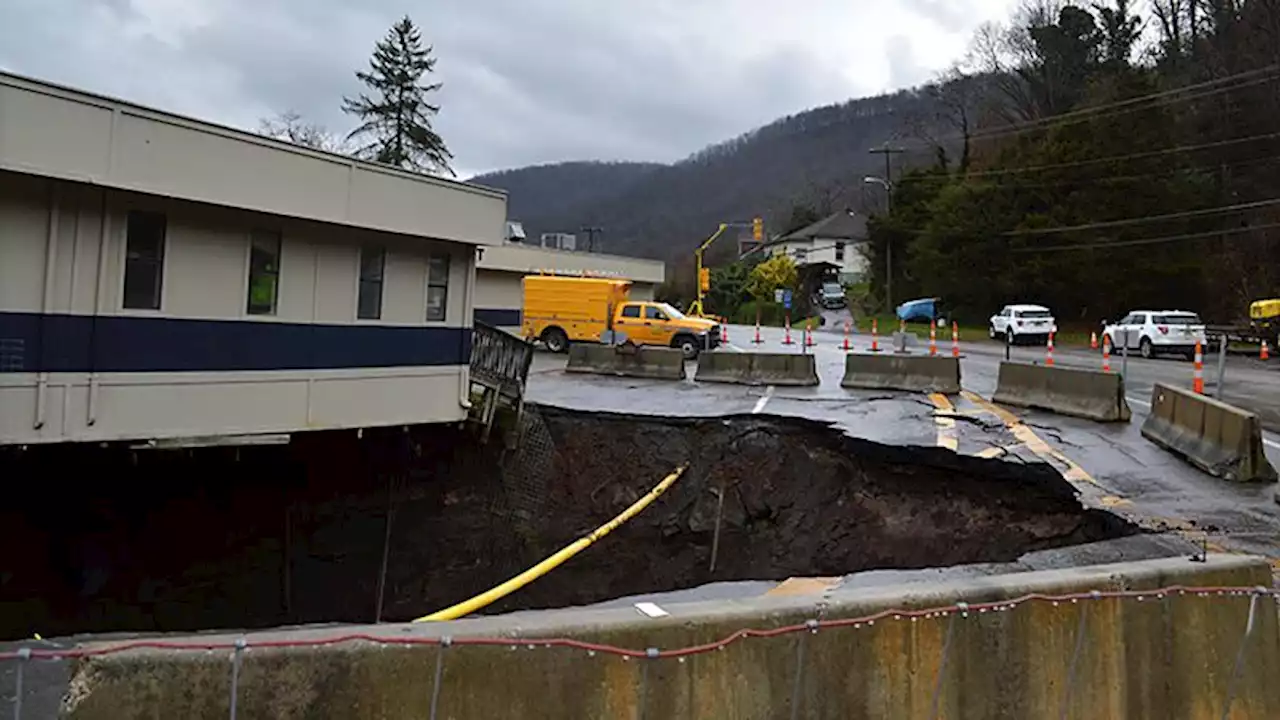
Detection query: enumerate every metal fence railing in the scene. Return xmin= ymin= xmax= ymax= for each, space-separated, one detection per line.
xmin=469 ymin=321 xmax=534 ymax=402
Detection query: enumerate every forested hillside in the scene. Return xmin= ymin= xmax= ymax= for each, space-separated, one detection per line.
xmin=471 ymin=90 xmax=945 ymax=259
xmin=469 ymin=161 xmax=663 ymax=224
xmin=474 ymin=1 xmax=1280 ymax=326
xmin=868 ymin=0 xmax=1280 ymax=325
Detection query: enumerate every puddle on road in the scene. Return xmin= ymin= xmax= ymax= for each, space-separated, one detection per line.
xmin=0 ymin=406 xmax=1135 ymax=640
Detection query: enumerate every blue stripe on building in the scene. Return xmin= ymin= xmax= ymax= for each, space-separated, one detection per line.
xmin=474 ymin=308 xmax=521 ymax=327
xmin=0 ymin=312 xmax=471 ymax=373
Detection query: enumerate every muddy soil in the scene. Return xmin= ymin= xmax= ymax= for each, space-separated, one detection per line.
xmin=0 ymin=405 xmax=1134 ymax=640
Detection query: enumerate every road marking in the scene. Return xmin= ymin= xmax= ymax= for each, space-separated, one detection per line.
xmin=752 ymin=386 xmax=774 ymax=414
xmin=961 ymin=391 xmax=1098 ymax=486
xmin=928 ymin=393 xmax=959 ymax=451
xmin=723 ymin=343 xmax=744 ymax=353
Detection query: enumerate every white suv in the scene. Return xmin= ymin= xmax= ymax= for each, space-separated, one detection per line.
xmin=1101 ymin=310 xmax=1206 ymax=359
xmin=990 ymin=304 xmax=1056 ymax=345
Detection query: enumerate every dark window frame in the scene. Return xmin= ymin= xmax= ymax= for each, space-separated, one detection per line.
xmin=246 ymin=230 xmax=282 ymax=316
xmin=620 ymin=305 xmax=641 ymax=318
xmin=357 ymin=246 xmax=386 ymax=320
xmin=122 ymin=210 xmax=167 ymax=311
xmin=426 ymin=252 xmax=450 ymax=322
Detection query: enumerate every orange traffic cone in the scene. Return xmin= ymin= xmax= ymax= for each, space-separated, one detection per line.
xmin=842 ymin=321 xmax=851 ymax=351
xmin=1102 ymin=336 xmax=1112 ymax=372
xmin=804 ymin=322 xmax=816 ymax=347
xmin=870 ymin=318 xmax=881 ymax=353
xmin=1263 ymin=340 xmax=1270 ymax=361
xmin=1193 ymin=340 xmax=1204 ymax=394
xmin=783 ymin=316 xmax=794 ymax=345
xmin=951 ymin=321 xmax=960 ymax=358
xmin=1090 ymin=331 xmax=1098 ymax=350
xmin=929 ymin=320 xmax=938 ymax=357
xmin=1046 ymin=331 xmax=1055 ymax=367
xmin=720 ymin=318 xmax=729 ymax=344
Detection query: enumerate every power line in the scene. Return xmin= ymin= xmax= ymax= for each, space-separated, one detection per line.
xmin=1005 ymin=198 xmax=1280 ymax=237
xmin=963 ymin=66 xmax=1280 ymax=143
xmin=950 ymin=131 xmax=1280 ymax=179
xmin=1011 ymin=221 xmax=1280 ymax=253
xmin=901 ymin=152 xmax=1280 ymax=190
xmin=909 ymin=64 xmax=1280 ymax=149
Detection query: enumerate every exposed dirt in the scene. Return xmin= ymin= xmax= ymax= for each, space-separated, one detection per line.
xmin=0 ymin=406 xmax=1134 ymax=640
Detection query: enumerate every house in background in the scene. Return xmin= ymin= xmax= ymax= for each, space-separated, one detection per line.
xmin=765 ymin=210 xmax=869 ymax=285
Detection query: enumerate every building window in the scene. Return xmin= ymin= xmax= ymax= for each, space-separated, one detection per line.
xmin=246 ymin=230 xmax=281 ymax=315
xmin=835 ymin=242 xmax=846 ymax=262
xmin=426 ymin=253 xmax=449 ymax=322
xmin=358 ymin=247 xmax=385 ymax=320
xmin=122 ymin=210 xmax=166 ymax=310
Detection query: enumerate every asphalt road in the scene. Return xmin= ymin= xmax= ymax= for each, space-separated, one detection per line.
xmin=528 ymin=322 xmax=1280 ymax=578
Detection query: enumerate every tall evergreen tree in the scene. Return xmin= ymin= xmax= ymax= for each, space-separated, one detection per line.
xmin=343 ymin=16 xmax=454 ymax=176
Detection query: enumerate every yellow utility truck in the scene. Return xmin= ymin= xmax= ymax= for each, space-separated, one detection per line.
xmin=522 ymin=275 xmax=721 ymax=359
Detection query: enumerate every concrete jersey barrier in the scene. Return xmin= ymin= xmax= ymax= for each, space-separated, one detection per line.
xmin=992 ymin=362 xmax=1131 ymax=422
xmin=1141 ymin=382 xmax=1278 ymax=483
xmin=840 ymin=354 xmax=960 ymax=394
xmin=694 ymin=352 xmax=818 ymax=386
xmin=565 ymin=344 xmax=686 ymax=381
xmin=56 ymin=555 xmax=1280 ymax=719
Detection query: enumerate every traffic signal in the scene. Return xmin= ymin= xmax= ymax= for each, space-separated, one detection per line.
xmin=699 ymin=267 xmax=711 ymax=292
xmin=752 ymin=217 xmax=763 ymax=242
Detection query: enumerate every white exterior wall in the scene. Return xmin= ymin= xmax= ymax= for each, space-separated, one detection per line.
xmin=0 ymin=171 xmax=479 ymax=445
xmin=0 ymin=72 xmax=505 ymax=246
xmin=771 ymin=237 xmax=868 ymax=280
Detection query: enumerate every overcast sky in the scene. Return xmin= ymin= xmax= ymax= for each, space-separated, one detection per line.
xmin=0 ymin=0 xmax=1019 ymax=177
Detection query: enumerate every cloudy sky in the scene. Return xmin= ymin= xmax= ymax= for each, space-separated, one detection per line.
xmin=0 ymin=0 xmax=1019 ymax=177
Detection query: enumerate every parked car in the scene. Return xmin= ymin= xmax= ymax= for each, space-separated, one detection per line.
xmin=817 ymin=282 xmax=847 ymax=309
xmin=989 ymin=304 xmax=1056 ymax=345
xmin=1101 ymin=310 xmax=1206 ymax=359
xmin=896 ymin=297 xmax=944 ymax=324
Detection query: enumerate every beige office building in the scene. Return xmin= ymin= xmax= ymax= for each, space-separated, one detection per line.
xmin=0 ymin=71 xmax=506 ymax=446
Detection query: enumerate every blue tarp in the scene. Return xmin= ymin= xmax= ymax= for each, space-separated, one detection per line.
xmin=895 ymin=297 xmax=941 ymax=322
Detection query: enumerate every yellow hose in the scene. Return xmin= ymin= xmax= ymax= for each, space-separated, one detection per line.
xmin=413 ymin=465 xmax=687 ymax=622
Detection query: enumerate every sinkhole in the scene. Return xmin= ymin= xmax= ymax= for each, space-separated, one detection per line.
xmin=0 ymin=405 xmax=1135 ymax=641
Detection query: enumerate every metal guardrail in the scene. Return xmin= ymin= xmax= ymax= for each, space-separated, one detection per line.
xmin=470 ymin=321 xmax=534 ymax=401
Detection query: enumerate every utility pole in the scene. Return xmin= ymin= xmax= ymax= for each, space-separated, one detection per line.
xmin=868 ymin=143 xmax=905 ymax=312
xmin=580 ymin=226 xmax=603 ymax=253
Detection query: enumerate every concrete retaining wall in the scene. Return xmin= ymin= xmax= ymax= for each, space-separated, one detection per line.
xmin=58 ymin=555 xmax=1279 ymax=719
xmin=564 ymin=344 xmax=686 ymax=380
xmin=1141 ymin=382 xmax=1278 ymax=483
xmin=993 ymin=362 xmax=1131 ymax=422
xmin=695 ymin=352 xmax=819 ymax=387
xmin=841 ymin=354 xmax=961 ymax=394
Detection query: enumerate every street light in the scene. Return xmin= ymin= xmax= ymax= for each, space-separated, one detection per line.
xmin=861 ymin=178 xmax=894 ymax=312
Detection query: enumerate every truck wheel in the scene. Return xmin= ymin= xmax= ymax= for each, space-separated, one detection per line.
xmin=542 ymin=327 xmax=569 ymax=354
xmin=674 ymin=335 xmax=700 ymax=360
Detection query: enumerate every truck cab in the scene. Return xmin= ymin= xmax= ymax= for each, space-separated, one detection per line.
xmin=611 ymin=301 xmax=720 ymax=359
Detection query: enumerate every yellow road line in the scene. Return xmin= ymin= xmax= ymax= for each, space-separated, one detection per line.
xmin=961 ymin=391 xmax=1097 ymax=486
xmin=928 ymin=393 xmax=959 ymax=451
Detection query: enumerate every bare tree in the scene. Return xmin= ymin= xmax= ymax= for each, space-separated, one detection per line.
xmin=258 ymin=111 xmax=347 ymax=153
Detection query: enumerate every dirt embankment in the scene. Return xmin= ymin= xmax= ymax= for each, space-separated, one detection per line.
xmin=0 ymin=406 xmax=1133 ymax=640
